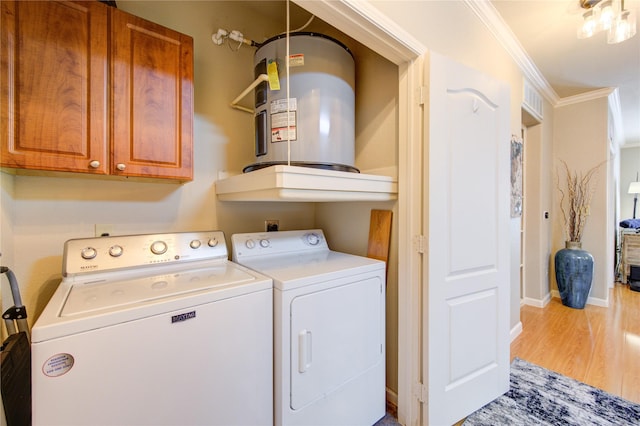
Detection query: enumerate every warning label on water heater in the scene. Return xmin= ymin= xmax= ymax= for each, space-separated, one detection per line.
xmin=270 ymin=98 xmax=297 ymax=142
xmin=288 ymin=54 xmax=304 ymax=67
xmin=270 ymin=98 xmax=297 ymax=114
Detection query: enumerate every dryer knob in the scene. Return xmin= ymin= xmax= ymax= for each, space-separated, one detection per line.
xmin=190 ymin=240 xmax=202 ymax=249
xmin=259 ymin=239 xmax=269 ymax=248
xmin=245 ymin=239 xmax=255 ymax=249
xmin=305 ymin=233 xmax=320 ymax=245
xmin=208 ymin=238 xmax=218 ymax=247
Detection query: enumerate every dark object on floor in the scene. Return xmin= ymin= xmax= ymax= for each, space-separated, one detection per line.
xmin=629 ymin=265 xmax=640 ymax=292
xmin=1 ymin=332 xmax=31 ymax=426
xmin=463 ymin=358 xmax=640 ymax=425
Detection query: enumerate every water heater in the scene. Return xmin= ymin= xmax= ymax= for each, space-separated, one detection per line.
xmin=244 ymin=32 xmax=357 ymax=173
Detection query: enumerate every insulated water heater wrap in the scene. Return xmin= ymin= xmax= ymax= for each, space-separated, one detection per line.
xmin=245 ymin=32 xmax=357 ymax=173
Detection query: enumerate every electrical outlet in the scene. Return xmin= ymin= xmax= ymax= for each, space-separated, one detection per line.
xmin=95 ymin=224 xmax=113 ymax=237
xmin=265 ymin=220 xmax=279 ymax=232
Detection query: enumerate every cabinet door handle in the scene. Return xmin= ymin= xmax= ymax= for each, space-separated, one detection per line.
xmin=116 ymin=163 xmax=126 ymax=171
xmin=89 ymin=160 xmax=101 ymax=168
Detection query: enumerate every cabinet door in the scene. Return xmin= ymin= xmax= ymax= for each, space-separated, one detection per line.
xmin=110 ymin=9 xmax=193 ymax=181
xmin=1 ymin=1 xmax=108 ymax=174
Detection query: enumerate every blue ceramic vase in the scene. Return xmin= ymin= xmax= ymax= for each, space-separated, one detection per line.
xmin=554 ymin=241 xmax=594 ymax=309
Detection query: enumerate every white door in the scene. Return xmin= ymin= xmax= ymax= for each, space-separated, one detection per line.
xmin=424 ymin=52 xmax=511 ymax=425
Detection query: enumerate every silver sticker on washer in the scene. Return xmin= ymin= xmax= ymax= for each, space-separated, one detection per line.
xmin=43 ymin=353 xmax=74 ymax=377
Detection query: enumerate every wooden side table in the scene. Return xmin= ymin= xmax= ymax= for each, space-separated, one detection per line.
xmin=621 ymin=233 xmax=640 ymax=283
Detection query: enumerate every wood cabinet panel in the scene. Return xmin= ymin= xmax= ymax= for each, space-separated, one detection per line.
xmin=1 ymin=1 xmax=108 ymax=173
xmin=1 ymin=1 xmax=193 ymax=181
xmin=111 ymin=8 xmax=193 ymax=180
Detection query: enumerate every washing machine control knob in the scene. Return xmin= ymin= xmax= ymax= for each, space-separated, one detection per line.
xmin=81 ymin=247 xmax=97 ymax=260
xmin=190 ymin=240 xmax=201 ymax=249
xmin=208 ymin=238 xmax=218 ymax=247
xmin=245 ymin=239 xmax=255 ymax=249
xmin=305 ymin=233 xmax=321 ymax=246
xmin=259 ymin=239 xmax=270 ymax=248
xmin=109 ymin=245 xmax=124 ymax=257
xmin=150 ymin=240 xmax=168 ymax=255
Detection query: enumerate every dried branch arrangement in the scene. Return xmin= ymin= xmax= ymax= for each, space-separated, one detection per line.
xmin=557 ymin=160 xmax=602 ymax=243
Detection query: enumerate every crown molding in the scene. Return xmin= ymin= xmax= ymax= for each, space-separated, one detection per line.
xmin=555 ymin=87 xmax=615 ymax=107
xmin=466 ymin=0 xmax=626 ymax=143
xmin=464 ymin=0 xmax=559 ymax=105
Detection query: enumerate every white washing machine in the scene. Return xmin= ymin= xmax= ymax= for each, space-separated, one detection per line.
xmin=31 ymin=231 xmax=273 ymax=426
xmin=232 ymin=229 xmax=385 ymax=426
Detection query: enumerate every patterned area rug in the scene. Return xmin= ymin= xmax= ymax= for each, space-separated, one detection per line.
xmin=464 ymin=358 xmax=640 ymax=425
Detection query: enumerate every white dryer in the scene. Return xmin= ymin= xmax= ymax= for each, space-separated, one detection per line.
xmin=31 ymin=231 xmax=273 ymax=426
xmin=232 ymin=229 xmax=385 ymax=426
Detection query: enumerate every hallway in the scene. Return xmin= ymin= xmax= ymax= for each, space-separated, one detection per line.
xmin=511 ymin=284 xmax=640 ymax=404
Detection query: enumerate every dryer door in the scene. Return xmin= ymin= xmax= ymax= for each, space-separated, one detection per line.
xmin=289 ymin=276 xmax=383 ymax=409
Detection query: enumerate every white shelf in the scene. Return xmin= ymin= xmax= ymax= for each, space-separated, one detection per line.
xmin=215 ymin=165 xmax=397 ymax=202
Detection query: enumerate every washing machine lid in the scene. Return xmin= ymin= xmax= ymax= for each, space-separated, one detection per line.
xmin=237 ymin=250 xmax=384 ymax=290
xmin=62 ymin=262 xmax=265 ymax=316
xmin=32 ymin=261 xmax=272 ymax=342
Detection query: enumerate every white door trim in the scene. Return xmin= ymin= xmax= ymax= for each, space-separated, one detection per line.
xmin=291 ymin=1 xmax=426 ymax=424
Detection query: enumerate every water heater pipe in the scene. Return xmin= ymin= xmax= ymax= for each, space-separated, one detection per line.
xmin=230 ymin=74 xmax=270 ymax=113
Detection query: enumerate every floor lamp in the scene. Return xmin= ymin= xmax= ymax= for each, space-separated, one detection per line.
xmin=629 ymin=180 xmax=640 ymax=219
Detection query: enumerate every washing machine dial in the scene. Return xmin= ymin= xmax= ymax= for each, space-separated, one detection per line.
xmin=109 ymin=245 xmax=123 ymax=257
xmin=190 ymin=240 xmax=201 ymax=249
xmin=150 ymin=240 xmax=168 ymax=255
xmin=81 ymin=247 xmax=97 ymax=260
xmin=305 ymin=233 xmax=321 ymax=246
xmin=259 ymin=239 xmax=270 ymax=248
xmin=245 ymin=239 xmax=256 ymax=249
xmin=208 ymin=238 xmax=218 ymax=247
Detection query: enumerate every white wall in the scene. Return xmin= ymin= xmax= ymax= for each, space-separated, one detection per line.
xmin=521 ymin=97 xmax=555 ymax=305
xmin=0 ymin=173 xmax=16 ymax=343
xmin=620 ymin=146 xmax=640 ymax=220
xmin=552 ymin=96 xmax=611 ymax=303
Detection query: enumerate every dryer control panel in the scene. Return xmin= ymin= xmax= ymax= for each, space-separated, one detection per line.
xmin=232 ymin=229 xmax=328 ymax=260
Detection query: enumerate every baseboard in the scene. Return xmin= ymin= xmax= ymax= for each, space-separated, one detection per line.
xmin=550 ymin=290 xmax=609 ymax=308
xmin=522 ymin=293 xmax=551 ymax=308
xmin=586 ymin=295 xmax=609 ymax=307
xmin=510 ymin=321 xmax=523 ymax=342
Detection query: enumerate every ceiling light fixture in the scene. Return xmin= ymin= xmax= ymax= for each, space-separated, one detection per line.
xmin=578 ymin=0 xmax=637 ymax=43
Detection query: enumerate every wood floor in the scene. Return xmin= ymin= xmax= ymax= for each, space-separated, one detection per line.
xmin=511 ymin=283 xmax=640 ymax=404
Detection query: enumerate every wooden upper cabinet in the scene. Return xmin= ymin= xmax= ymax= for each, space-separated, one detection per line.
xmin=1 ymin=1 xmax=108 ymax=174
xmin=110 ymin=8 xmax=193 ymax=180
xmin=0 ymin=1 xmax=193 ymax=181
